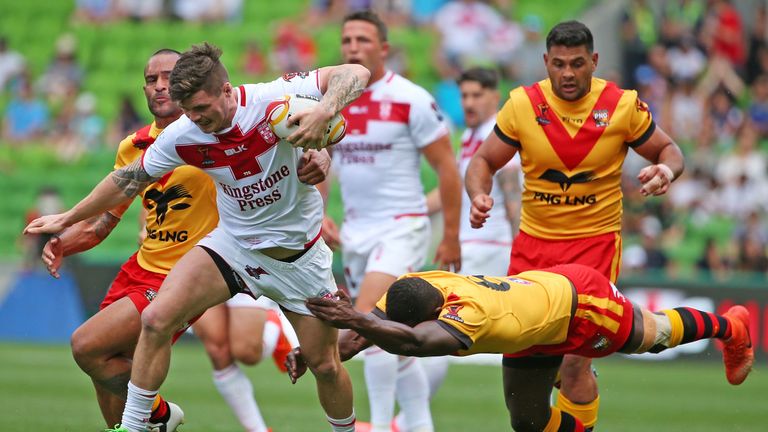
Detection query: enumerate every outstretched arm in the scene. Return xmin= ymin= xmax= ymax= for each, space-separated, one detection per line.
xmin=24 ymin=158 xmax=158 ymax=235
xmin=41 ymin=206 xmax=127 ymax=278
xmin=306 ymin=290 xmax=463 ymax=357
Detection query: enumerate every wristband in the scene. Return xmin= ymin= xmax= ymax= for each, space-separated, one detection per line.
xmin=657 ymin=163 xmax=674 ymax=182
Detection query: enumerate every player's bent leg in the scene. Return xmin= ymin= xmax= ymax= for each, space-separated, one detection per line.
xmin=286 ymin=310 xmax=355 ymax=432
xmin=121 ymin=247 xmax=233 ymax=431
xmin=71 ymin=297 xmax=141 ymax=425
xmin=502 ymin=356 xmax=565 ymax=432
xmin=228 ymin=306 xmax=268 ymax=365
xmin=556 ymin=355 xmax=599 ymax=430
xmin=194 ymin=303 xmax=235 ymax=370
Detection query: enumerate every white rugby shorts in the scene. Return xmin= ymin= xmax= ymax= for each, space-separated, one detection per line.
xmin=459 ymin=240 xmax=512 ymax=277
xmin=226 ymin=293 xmax=280 ymax=309
xmin=199 ymin=227 xmax=337 ymax=316
xmin=341 ymin=216 xmax=430 ymax=298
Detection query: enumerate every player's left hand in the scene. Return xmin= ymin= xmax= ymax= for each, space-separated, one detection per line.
xmin=638 ymin=163 xmax=674 ymax=197
xmin=434 ymin=237 xmax=461 ymax=273
xmin=306 ymin=289 xmax=358 ymax=328
xmin=285 ymin=347 xmax=308 ymax=384
xmin=286 ymin=105 xmax=334 ymax=150
xmin=297 ymin=149 xmax=331 ymax=185
xmin=23 ymin=213 xmax=70 ymax=235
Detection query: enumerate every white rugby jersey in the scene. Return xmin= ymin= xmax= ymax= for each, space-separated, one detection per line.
xmin=142 ymin=71 xmax=324 ymax=250
xmin=334 ymin=71 xmax=449 ymax=221
xmin=458 ymin=117 xmax=518 ymax=244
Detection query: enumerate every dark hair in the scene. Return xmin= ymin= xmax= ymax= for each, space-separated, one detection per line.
xmin=170 ymin=42 xmax=229 ymax=102
xmin=546 ymin=20 xmax=594 ymax=53
xmin=385 ymin=277 xmax=444 ymax=327
xmin=343 ymin=10 xmax=388 ymax=42
xmin=457 ymin=67 xmax=499 ymax=89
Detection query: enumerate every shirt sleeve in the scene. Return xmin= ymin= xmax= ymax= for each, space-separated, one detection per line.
xmin=114 ymin=135 xmax=135 ymax=170
xmin=625 ymin=90 xmax=656 ymax=148
xmin=408 ymin=88 xmax=450 ymax=148
xmin=436 ymin=297 xmax=486 ymax=349
xmin=259 ymin=70 xmax=323 ymax=101
xmin=141 ymin=128 xmax=183 ymax=178
xmin=495 ymin=94 xmax=522 ymax=148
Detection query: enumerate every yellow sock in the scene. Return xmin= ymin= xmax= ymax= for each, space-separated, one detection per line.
xmin=660 ymin=309 xmax=684 ymax=348
xmin=151 ymin=394 xmax=162 ymax=412
xmin=556 ymin=392 xmax=599 ymax=429
xmin=544 ymin=406 xmax=584 ymax=432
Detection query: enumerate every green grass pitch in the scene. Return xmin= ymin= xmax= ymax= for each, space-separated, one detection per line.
xmin=0 ymin=342 xmax=763 ymax=431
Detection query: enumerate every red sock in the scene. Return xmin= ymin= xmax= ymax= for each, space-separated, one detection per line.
xmin=149 ymin=394 xmax=169 ymax=423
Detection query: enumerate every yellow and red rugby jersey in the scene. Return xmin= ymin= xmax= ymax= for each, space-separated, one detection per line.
xmin=375 ymin=270 xmax=574 ymax=356
xmin=495 ymin=77 xmax=654 ymax=239
xmin=114 ymin=122 xmax=218 ymax=274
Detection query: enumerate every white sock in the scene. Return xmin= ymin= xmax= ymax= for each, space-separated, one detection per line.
xmin=327 ymin=410 xmax=356 ymax=432
xmin=121 ymin=381 xmax=156 ymax=431
xmin=394 ymin=357 xmax=433 ymax=432
xmin=261 ymin=319 xmax=281 ymax=359
xmin=364 ymin=347 xmax=398 ymax=431
xmin=213 ymin=364 xmax=268 ymax=432
xmin=421 ymin=356 xmax=450 ymax=397
xmin=395 ymin=357 xmax=448 ymax=431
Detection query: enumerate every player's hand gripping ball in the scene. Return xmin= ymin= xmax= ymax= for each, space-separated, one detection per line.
xmin=267 ymin=94 xmax=347 ymax=148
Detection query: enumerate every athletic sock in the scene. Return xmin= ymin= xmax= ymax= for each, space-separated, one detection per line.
xmin=544 ymin=406 xmax=586 ymax=432
xmin=327 ymin=410 xmax=355 ymax=432
xmin=395 ymin=356 xmax=448 ymax=431
xmin=394 ymin=357 xmax=433 ymax=432
xmin=261 ymin=316 xmax=281 ymax=359
xmin=556 ymin=393 xmax=598 ymax=430
xmin=659 ymin=307 xmax=731 ymax=350
xmin=364 ymin=347 xmax=398 ymax=432
xmin=121 ymin=381 xmax=156 ymax=431
xmin=148 ymin=394 xmax=169 ymax=423
xmin=213 ymin=363 xmax=268 ymax=432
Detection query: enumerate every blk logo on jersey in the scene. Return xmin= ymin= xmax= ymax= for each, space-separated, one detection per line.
xmin=539 ymin=169 xmax=595 ymax=192
xmin=245 ymin=265 xmax=268 ymax=279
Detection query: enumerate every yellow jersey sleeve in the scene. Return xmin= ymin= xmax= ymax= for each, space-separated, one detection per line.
xmin=624 ymin=90 xmax=655 ymax=147
xmin=115 ymin=133 xmax=139 ymax=170
xmin=436 ymin=295 xmax=486 ymax=350
xmin=495 ymin=87 xmax=528 ymax=147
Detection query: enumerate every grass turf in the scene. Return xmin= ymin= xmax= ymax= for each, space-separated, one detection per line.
xmin=0 ymin=342 xmax=763 ymax=431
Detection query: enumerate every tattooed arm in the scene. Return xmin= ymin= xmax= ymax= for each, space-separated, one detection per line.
xmin=24 ymin=158 xmax=159 ymax=236
xmin=316 ymin=64 xmax=370 ymax=116
xmin=286 ymin=64 xmax=370 ymax=149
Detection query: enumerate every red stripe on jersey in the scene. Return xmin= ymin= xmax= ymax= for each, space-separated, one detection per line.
xmin=386 ymin=71 xmax=395 ymax=83
xmin=342 ymin=91 xmax=411 ymax=135
xmin=394 ymin=212 xmax=427 ymax=219
xmin=238 ymin=86 xmax=246 ymax=106
xmin=523 ymin=82 xmax=623 ymax=170
xmin=304 ymin=228 xmax=322 ymax=249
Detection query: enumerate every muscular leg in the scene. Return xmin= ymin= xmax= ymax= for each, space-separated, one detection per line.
xmin=502 ymin=358 xmax=561 ymax=432
xmin=229 ymin=306 xmax=268 ymax=365
xmin=70 ymin=297 xmax=141 ymax=426
xmin=284 ymin=310 xmax=354 ymax=430
xmin=556 ymin=355 xmax=599 ymax=428
xmin=194 ymin=304 xmax=235 ymax=370
xmin=121 ymin=247 xmax=232 ymax=430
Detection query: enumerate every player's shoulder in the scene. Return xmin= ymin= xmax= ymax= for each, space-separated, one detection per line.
xmin=157 ymin=115 xmax=197 ymax=142
xmin=384 ymin=73 xmax=435 ymax=103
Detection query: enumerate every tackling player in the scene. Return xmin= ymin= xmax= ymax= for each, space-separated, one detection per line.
xmin=465 ymin=21 xmax=685 ymax=430
xmin=294 ymin=264 xmax=754 ymax=431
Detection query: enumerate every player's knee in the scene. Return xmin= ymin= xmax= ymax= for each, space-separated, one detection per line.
xmin=232 ymin=343 xmax=263 ymax=366
xmin=140 ymin=305 xmax=179 ymax=338
xmin=559 ymin=356 xmax=594 ymax=383
xmin=203 ymin=339 xmax=232 ymax=367
xmin=305 ymin=355 xmax=341 ymax=381
xmin=70 ymin=327 xmax=98 ymax=369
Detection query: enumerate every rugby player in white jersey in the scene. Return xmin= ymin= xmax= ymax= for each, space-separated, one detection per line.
xmin=25 ymin=42 xmax=370 ymax=432
xmin=408 ymin=67 xmax=521 ymax=430
xmin=321 ymin=10 xmax=462 ymax=432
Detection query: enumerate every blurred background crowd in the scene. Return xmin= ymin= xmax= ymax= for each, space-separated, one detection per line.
xmin=1 ymin=0 xmax=767 ymax=282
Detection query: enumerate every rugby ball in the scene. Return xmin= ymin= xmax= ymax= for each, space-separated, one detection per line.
xmin=266 ymin=94 xmax=347 ymax=148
